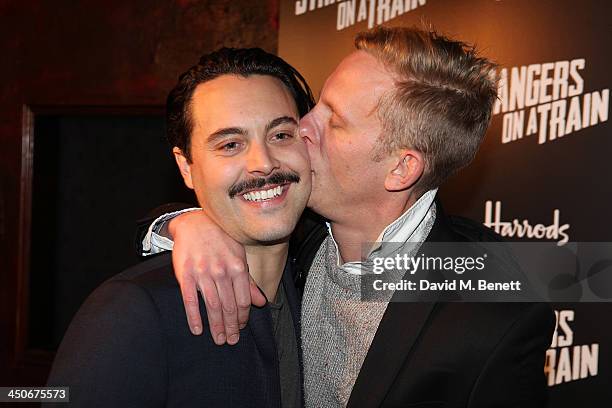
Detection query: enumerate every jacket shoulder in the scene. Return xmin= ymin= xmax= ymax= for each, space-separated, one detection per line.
xmin=446 ymin=215 xmax=505 ymax=243
xmin=47 ymin=259 xmax=169 ymax=405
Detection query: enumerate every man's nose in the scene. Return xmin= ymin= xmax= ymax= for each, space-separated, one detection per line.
xmin=246 ymin=142 xmax=280 ymax=175
xmin=299 ymin=111 xmax=320 ymax=146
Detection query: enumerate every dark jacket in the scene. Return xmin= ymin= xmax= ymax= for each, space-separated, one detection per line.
xmin=291 ymin=201 xmax=556 ymax=408
xmin=46 ymin=253 xmax=303 ymax=408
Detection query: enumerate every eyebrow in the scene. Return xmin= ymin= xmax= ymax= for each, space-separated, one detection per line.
xmin=207 ymin=127 xmax=247 ymax=144
xmin=265 ymin=116 xmax=298 ymax=133
xmin=207 ymin=116 xmax=298 ymax=145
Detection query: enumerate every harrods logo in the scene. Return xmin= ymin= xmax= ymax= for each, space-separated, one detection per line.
xmin=483 ymin=201 xmax=570 ymax=246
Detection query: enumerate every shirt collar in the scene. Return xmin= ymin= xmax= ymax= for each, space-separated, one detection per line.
xmin=326 ymin=189 xmax=438 ymax=274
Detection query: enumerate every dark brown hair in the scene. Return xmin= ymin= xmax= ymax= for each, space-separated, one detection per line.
xmin=166 ymin=47 xmax=315 ymax=161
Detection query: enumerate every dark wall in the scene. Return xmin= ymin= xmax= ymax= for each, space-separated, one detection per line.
xmin=0 ymin=0 xmax=280 ymax=385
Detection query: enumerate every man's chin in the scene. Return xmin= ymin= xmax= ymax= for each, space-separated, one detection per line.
xmin=245 ymin=227 xmax=294 ymax=245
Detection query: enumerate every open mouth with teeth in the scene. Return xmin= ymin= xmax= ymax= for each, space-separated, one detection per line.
xmin=241 ymin=184 xmax=287 ymax=203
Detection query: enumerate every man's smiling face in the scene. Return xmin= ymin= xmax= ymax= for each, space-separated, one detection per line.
xmin=174 ymin=74 xmax=311 ymax=245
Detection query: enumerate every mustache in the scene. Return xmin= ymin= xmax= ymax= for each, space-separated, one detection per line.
xmin=228 ymin=171 xmax=301 ymax=199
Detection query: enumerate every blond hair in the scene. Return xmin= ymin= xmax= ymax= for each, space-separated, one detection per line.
xmin=355 ymin=26 xmax=498 ymax=193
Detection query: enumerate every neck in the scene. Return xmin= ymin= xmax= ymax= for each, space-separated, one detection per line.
xmin=331 ymin=192 xmax=420 ymax=263
xmin=244 ymin=242 xmax=289 ymax=301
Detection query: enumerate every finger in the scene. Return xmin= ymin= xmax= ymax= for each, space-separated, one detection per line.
xmin=179 ymin=274 xmax=204 ymax=335
xmin=215 ymin=275 xmax=240 ymax=345
xmin=249 ymin=276 xmax=267 ymax=307
xmin=200 ymin=276 xmax=226 ymax=345
xmin=232 ymin=271 xmax=252 ymax=329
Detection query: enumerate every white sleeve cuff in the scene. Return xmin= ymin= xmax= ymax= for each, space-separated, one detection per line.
xmin=141 ymin=207 xmax=201 ymax=256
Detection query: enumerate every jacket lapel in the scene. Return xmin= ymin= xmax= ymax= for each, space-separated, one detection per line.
xmin=346 ymin=301 xmax=437 ymax=407
xmin=347 ymin=199 xmax=455 ymax=407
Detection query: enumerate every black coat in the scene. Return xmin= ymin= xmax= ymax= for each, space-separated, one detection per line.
xmin=291 ymin=202 xmax=556 ymax=408
xmin=46 ymin=253 xmax=303 ymax=408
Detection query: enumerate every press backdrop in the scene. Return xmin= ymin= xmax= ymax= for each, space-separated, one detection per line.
xmin=278 ymin=0 xmax=611 ymax=406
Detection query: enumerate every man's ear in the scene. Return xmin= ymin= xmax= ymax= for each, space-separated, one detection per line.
xmin=384 ymin=150 xmax=425 ymax=192
xmin=173 ymin=147 xmax=194 ymax=190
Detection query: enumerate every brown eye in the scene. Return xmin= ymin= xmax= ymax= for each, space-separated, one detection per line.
xmin=221 ymin=141 xmax=240 ymax=151
xmin=273 ymin=132 xmax=294 ymax=141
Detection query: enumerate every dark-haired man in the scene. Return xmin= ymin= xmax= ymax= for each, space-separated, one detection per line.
xmin=142 ymin=27 xmax=555 ymax=407
xmin=47 ymin=48 xmax=314 ymax=407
